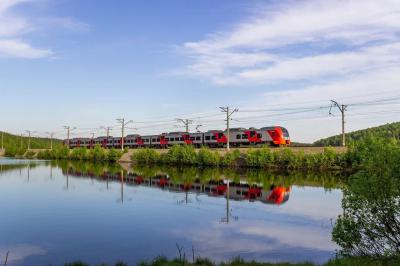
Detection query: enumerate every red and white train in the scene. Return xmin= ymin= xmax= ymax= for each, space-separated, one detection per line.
xmin=65 ymin=126 xmax=290 ymax=149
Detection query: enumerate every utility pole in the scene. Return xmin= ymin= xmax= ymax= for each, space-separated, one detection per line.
xmin=63 ymin=126 xmax=76 ymax=148
xmin=219 ymin=106 xmax=239 ymax=151
xmin=25 ymin=130 xmax=36 ymax=150
xmin=330 ymin=100 xmax=348 ymax=147
xmin=100 ymin=126 xmax=112 ymax=138
xmin=116 ymin=118 xmax=133 ymax=150
xmin=195 ymin=124 xmax=203 ymax=133
xmin=45 ymin=132 xmax=55 ymax=150
xmin=176 ymin=118 xmax=193 ymax=133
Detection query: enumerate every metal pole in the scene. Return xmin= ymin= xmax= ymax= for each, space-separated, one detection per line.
xmin=46 ymin=132 xmax=55 ymax=150
xmin=117 ymin=118 xmax=132 ymax=151
xmin=226 ymin=107 xmax=230 ymax=150
xmin=28 ymin=131 xmax=31 ymax=150
xmin=341 ymin=104 xmax=346 ymax=147
xmin=176 ymin=118 xmax=193 ymax=133
xmin=219 ymin=106 xmax=238 ymax=151
xmin=121 ymin=118 xmax=124 ymax=150
xmin=330 ymin=100 xmax=347 ymax=147
xmin=1 ymin=131 xmax=3 ymax=150
xmin=64 ymin=126 xmax=76 ymax=148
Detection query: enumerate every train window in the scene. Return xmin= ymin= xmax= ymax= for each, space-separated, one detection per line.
xmin=157 ymin=138 xmax=160 ymax=142
xmin=257 ymin=134 xmax=261 ymax=138
xmin=211 ymin=136 xmax=216 ymax=140
xmin=250 ymin=131 xmax=256 ymax=137
xmin=205 ymin=136 xmax=210 ymax=140
xmin=196 ymin=136 xmax=201 ymax=141
xmin=190 ymin=137 xmax=195 ymax=141
xmin=282 ymin=128 xmax=290 ymax=137
xmin=242 ymin=134 xmax=247 ymax=139
xmin=175 ymin=137 xmax=179 ymax=141
xmin=236 ymin=134 xmax=241 ymax=139
xmin=218 ymin=133 xmax=223 ymax=138
xmin=152 ymin=138 xmax=156 ymax=142
xmin=180 ymin=137 xmax=184 ymax=141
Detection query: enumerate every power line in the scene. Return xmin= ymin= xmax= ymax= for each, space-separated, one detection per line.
xmin=176 ymin=118 xmax=193 ymax=133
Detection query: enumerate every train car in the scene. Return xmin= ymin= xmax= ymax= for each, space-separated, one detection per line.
xmin=147 ymin=133 xmax=168 ymax=148
xmin=112 ymin=137 xmax=123 ymax=149
xmin=203 ymin=130 xmax=227 ymax=147
xmin=260 ymin=126 xmax=290 ymax=146
xmin=94 ymin=136 xmax=109 ymax=148
xmin=164 ymin=132 xmax=186 ymax=146
xmin=183 ymin=132 xmax=203 ymax=147
xmin=125 ymin=134 xmax=144 ymax=148
xmin=229 ymin=127 xmax=262 ymax=146
xmin=140 ymin=135 xmax=152 ymax=147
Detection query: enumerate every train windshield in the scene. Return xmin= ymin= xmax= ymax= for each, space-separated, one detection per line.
xmin=281 ymin=127 xmax=289 ymax=137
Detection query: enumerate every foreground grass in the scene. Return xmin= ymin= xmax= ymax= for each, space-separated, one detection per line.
xmin=64 ymin=256 xmax=400 ymax=266
xmin=132 ymin=145 xmax=350 ymax=171
xmin=36 ymin=145 xmax=125 ymax=162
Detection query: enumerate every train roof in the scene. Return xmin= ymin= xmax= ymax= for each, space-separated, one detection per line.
xmin=125 ymin=134 xmax=140 ymax=138
xmin=206 ymin=130 xmax=224 ymax=133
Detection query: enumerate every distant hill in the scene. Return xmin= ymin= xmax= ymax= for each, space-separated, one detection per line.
xmin=314 ymin=122 xmax=400 ymax=146
xmin=0 ymin=131 xmax=63 ymax=156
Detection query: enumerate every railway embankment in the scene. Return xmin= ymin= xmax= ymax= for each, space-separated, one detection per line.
xmin=130 ymin=145 xmax=351 ymax=171
xmin=124 ymin=145 xmax=347 ymax=161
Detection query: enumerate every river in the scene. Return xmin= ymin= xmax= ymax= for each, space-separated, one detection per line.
xmin=0 ymin=159 xmax=344 ymax=266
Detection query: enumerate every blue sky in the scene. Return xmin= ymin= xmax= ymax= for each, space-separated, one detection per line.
xmin=1 ymin=0 xmax=400 ymax=142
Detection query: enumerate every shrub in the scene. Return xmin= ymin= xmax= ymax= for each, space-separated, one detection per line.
xmin=221 ymin=149 xmax=241 ymax=166
xmin=132 ymin=148 xmax=160 ymax=164
xmin=197 ymin=146 xmax=220 ymax=166
xmin=108 ymin=148 xmax=122 ymax=162
xmin=24 ymin=150 xmax=36 ymax=159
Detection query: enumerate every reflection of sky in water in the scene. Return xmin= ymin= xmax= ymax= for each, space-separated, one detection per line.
xmin=0 ymin=164 xmax=342 ymax=265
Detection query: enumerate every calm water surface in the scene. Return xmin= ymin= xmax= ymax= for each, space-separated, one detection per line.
xmin=0 ymin=159 xmax=343 ymax=266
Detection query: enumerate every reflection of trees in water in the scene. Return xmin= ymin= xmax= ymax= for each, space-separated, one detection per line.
xmin=132 ymin=164 xmax=345 ymax=189
xmin=333 ymin=138 xmax=400 ymax=258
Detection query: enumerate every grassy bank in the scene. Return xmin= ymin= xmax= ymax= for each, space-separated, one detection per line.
xmin=36 ymin=145 xmax=124 ymax=162
xmin=63 ymin=256 xmax=400 ymax=266
xmin=132 ymin=145 xmax=351 ymax=171
xmin=132 ymin=137 xmax=400 ymax=172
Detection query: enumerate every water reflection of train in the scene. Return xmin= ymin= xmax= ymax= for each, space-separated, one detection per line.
xmin=62 ymin=169 xmax=290 ymax=205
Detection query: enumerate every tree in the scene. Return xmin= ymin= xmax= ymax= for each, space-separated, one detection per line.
xmin=332 ymin=137 xmax=400 ymax=258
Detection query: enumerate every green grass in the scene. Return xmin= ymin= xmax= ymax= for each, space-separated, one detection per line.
xmin=36 ymin=145 xmax=124 ymax=162
xmin=132 ymin=145 xmax=350 ymax=171
xmin=0 ymin=131 xmax=63 ymax=157
xmin=63 ymin=256 xmax=400 ymax=266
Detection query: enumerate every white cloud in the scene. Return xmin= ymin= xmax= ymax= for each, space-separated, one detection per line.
xmin=0 ymin=0 xmax=88 ymax=59
xmin=37 ymin=17 xmax=90 ymax=31
xmin=180 ymin=0 xmax=400 ymax=86
xmin=0 ymin=39 xmax=52 ymax=58
xmin=0 ymin=0 xmax=53 ymax=58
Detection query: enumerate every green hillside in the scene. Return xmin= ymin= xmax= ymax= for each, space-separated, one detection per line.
xmin=314 ymin=121 xmax=400 ymax=146
xmin=0 ymin=131 xmax=63 ymax=157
